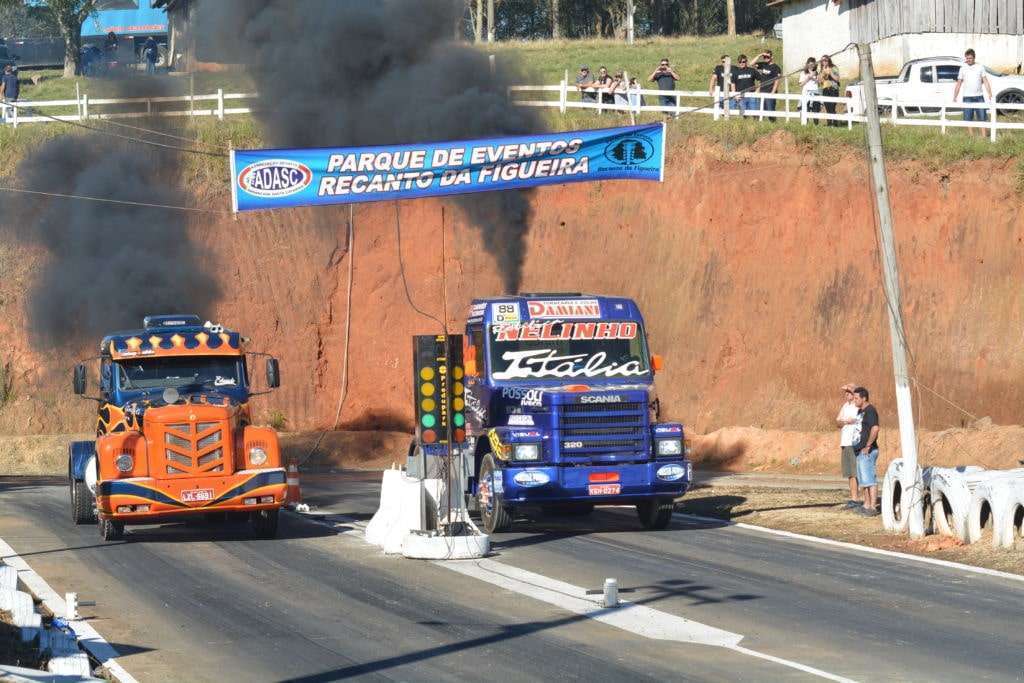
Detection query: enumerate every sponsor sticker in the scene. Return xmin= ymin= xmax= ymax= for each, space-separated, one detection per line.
xmin=238 ymin=159 xmax=313 ymax=198
xmin=492 ymin=321 xmax=638 ymax=342
xmin=507 ymin=414 xmax=535 ymax=426
xmin=492 ymin=349 xmax=646 ymax=381
xmin=491 ymin=302 xmax=521 ymax=324
xmin=527 ymin=299 xmax=601 ymax=320
xmin=588 ymin=483 xmax=621 ymax=496
xmin=181 ymin=488 xmax=214 ymax=503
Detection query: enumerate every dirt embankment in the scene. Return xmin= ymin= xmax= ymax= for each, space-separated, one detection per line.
xmin=1 ymin=131 xmax=1023 ymax=472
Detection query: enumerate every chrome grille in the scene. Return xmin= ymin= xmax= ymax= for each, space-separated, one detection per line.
xmin=160 ymin=421 xmax=227 ymax=477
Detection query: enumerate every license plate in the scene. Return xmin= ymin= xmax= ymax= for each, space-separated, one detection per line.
xmin=181 ymin=488 xmax=214 ymax=503
xmin=588 ymin=483 xmax=621 ymax=496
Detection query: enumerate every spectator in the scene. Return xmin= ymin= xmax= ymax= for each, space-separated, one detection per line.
xmin=852 ymin=387 xmax=880 ymax=516
xmin=953 ymin=48 xmax=992 ymax=134
xmin=754 ymin=49 xmax=781 ymax=122
xmin=610 ymin=71 xmax=628 ymax=108
xmin=575 ymin=65 xmax=596 ymax=104
xmin=708 ymin=54 xmax=729 ymax=108
xmin=627 ymin=77 xmax=644 ymax=111
xmin=594 ymin=66 xmax=614 ymax=105
xmin=649 ymin=57 xmax=679 ymax=110
xmin=836 ymin=384 xmax=861 ymax=509
xmin=799 ymin=57 xmax=821 ymax=125
xmin=0 ymin=65 xmax=18 ymax=124
xmin=730 ymin=54 xmax=761 ymax=116
xmin=818 ymin=54 xmax=841 ymax=126
xmin=143 ymin=37 xmax=159 ymax=75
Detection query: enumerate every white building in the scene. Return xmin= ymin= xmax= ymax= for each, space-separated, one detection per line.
xmin=771 ymin=0 xmax=1024 ymax=79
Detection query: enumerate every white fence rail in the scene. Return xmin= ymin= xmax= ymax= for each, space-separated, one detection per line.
xmin=509 ymin=82 xmax=1024 ymax=141
xmin=1 ymin=90 xmax=258 ymax=127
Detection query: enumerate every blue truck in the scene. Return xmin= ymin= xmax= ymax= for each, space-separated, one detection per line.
xmin=462 ymin=293 xmax=691 ymax=533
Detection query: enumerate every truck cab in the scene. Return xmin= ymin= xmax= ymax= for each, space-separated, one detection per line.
xmin=68 ymin=315 xmax=286 ymax=541
xmin=463 ymin=294 xmax=691 ymax=533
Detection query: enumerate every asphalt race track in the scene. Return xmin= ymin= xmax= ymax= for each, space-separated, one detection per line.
xmin=0 ymin=472 xmax=1021 ymax=682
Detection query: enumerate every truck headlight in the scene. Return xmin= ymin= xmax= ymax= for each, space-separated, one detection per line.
xmin=115 ymin=454 xmax=134 ymax=473
xmin=248 ymin=447 xmax=268 ymax=466
xmin=512 ymin=443 xmax=540 ymax=461
xmin=656 ymin=439 xmax=683 ymax=457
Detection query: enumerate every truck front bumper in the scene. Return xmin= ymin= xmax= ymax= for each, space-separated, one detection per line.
xmin=96 ymin=468 xmax=287 ymax=521
xmin=498 ymin=460 xmax=690 ymax=505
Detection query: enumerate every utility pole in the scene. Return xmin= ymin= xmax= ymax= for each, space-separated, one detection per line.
xmin=551 ymin=0 xmax=560 ymax=39
xmin=487 ymin=0 xmax=495 ymax=43
xmin=857 ymin=43 xmax=925 ymax=539
xmin=626 ymin=0 xmax=635 ymax=45
xmin=726 ymin=0 xmax=736 ymax=36
xmin=476 ymin=0 xmax=483 ymax=43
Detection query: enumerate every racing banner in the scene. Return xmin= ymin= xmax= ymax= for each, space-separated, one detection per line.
xmin=229 ymin=123 xmax=665 ymax=213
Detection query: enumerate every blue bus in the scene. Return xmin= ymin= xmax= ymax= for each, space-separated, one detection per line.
xmin=8 ymin=0 xmax=168 ymax=70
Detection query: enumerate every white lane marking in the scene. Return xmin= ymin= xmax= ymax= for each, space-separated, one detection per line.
xmin=300 ymin=512 xmax=858 ymax=678
xmin=0 ymin=536 xmax=139 ymax=683
xmin=441 ymin=557 xmax=856 ymax=682
xmin=674 ymin=512 xmax=1024 ymax=586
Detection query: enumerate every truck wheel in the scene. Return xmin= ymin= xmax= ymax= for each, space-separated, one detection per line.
xmin=99 ymin=518 xmax=124 ymax=542
xmin=251 ymin=509 xmax=279 ymax=539
xmin=71 ymin=479 xmax=97 ymax=525
xmin=637 ymin=498 xmax=674 ymax=530
xmin=478 ymin=454 xmax=512 ymax=534
xmin=542 ymin=503 xmax=594 ymax=517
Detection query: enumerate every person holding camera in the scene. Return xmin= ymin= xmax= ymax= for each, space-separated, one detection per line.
xmin=649 ymin=57 xmax=679 ymax=110
xmin=799 ymin=56 xmax=821 ymax=124
xmin=754 ymin=50 xmax=781 ymax=122
xmin=818 ymin=54 xmax=841 ymax=126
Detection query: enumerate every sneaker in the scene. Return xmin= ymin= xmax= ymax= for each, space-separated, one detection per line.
xmin=856 ymin=507 xmax=880 ymax=517
xmin=843 ymin=500 xmax=862 ymax=510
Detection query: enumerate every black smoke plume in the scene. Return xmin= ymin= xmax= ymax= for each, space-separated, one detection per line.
xmin=3 ymin=129 xmax=220 ymax=347
xmin=196 ymin=0 xmax=546 ymax=293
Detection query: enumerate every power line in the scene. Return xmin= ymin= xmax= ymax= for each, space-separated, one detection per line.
xmin=0 ymin=185 xmax=228 ymax=214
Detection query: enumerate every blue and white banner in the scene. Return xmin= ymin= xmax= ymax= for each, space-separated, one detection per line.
xmin=229 ymin=123 xmax=665 ymax=212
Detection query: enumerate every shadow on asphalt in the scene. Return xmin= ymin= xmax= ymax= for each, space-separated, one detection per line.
xmin=278 ymin=577 xmax=762 ymax=682
xmin=678 ymin=494 xmax=839 ymax=521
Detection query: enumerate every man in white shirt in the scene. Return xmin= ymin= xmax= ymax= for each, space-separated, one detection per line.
xmin=836 ymin=383 xmax=861 ymax=508
xmin=953 ymin=48 xmax=992 ymax=132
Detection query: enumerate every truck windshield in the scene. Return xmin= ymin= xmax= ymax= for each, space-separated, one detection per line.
xmin=488 ymin=320 xmax=650 ymax=382
xmin=116 ymin=356 xmax=244 ymax=390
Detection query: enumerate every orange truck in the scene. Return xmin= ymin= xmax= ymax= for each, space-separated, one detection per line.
xmin=68 ymin=315 xmax=286 ymax=541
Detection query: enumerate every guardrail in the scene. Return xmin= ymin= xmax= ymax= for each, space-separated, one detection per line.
xmin=509 ymin=81 xmax=1024 ymax=141
xmin=1 ymin=89 xmax=257 ymax=127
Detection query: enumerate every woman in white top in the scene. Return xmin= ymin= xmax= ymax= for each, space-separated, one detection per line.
xmin=627 ymin=77 xmax=644 ymax=111
xmin=799 ymin=56 xmax=821 ymax=125
xmin=610 ymin=72 xmax=629 ymax=108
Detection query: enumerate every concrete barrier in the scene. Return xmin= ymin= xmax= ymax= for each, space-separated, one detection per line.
xmin=365 ymin=468 xmax=443 ymax=554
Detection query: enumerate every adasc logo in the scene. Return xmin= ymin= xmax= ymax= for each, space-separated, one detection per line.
xmin=238 ymin=159 xmax=313 ymax=198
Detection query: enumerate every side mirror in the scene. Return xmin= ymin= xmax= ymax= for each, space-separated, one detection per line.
xmin=73 ymin=364 xmax=87 ymax=395
xmin=464 ymin=357 xmax=478 ymax=377
xmin=265 ymin=357 xmax=280 ymax=388
xmin=651 ymin=354 xmax=664 ymax=373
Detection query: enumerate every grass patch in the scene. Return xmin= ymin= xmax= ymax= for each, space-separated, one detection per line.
xmin=15 ymin=68 xmax=255 ymax=102
xmin=268 ymin=410 xmax=288 ymax=431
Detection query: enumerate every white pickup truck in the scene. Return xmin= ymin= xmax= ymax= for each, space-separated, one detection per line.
xmin=845 ymin=56 xmax=1024 ymax=116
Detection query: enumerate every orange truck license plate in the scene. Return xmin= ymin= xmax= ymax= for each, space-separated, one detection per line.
xmin=588 ymin=483 xmax=621 ymax=496
xmin=181 ymin=489 xmax=214 ymax=503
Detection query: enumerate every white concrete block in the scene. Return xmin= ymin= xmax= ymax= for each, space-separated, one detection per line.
xmin=0 ymin=565 xmax=16 ymax=591
xmin=366 ymin=469 xmax=444 ymax=555
xmin=47 ymin=652 xmax=92 ymax=678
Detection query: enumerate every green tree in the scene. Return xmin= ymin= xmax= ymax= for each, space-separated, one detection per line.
xmin=0 ymin=2 xmax=60 ymax=40
xmin=0 ymin=0 xmax=97 ymax=77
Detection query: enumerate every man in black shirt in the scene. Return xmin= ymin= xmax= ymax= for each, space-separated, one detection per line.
xmin=852 ymin=387 xmax=880 ymax=516
xmin=648 ymin=57 xmax=679 ymax=110
xmin=754 ymin=49 xmax=782 ymax=121
xmin=0 ymin=64 xmax=18 ymax=123
xmin=730 ymin=54 xmax=761 ymax=116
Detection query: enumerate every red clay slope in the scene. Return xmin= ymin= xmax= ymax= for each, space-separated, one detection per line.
xmin=1 ymin=131 xmax=1022 ymax=439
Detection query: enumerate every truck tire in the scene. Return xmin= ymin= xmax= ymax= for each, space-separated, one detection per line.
xmin=478 ymin=454 xmax=512 ymax=534
xmin=637 ymin=497 xmax=674 ymax=530
xmin=251 ymin=509 xmax=279 ymax=539
xmin=542 ymin=503 xmax=594 ymax=517
xmin=71 ymin=479 xmax=97 ymax=525
xmin=99 ymin=518 xmax=124 ymax=542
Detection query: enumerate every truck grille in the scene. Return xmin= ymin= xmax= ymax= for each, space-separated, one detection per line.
xmin=556 ymin=401 xmax=648 ymax=460
xmin=162 ymin=421 xmax=228 ymax=476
